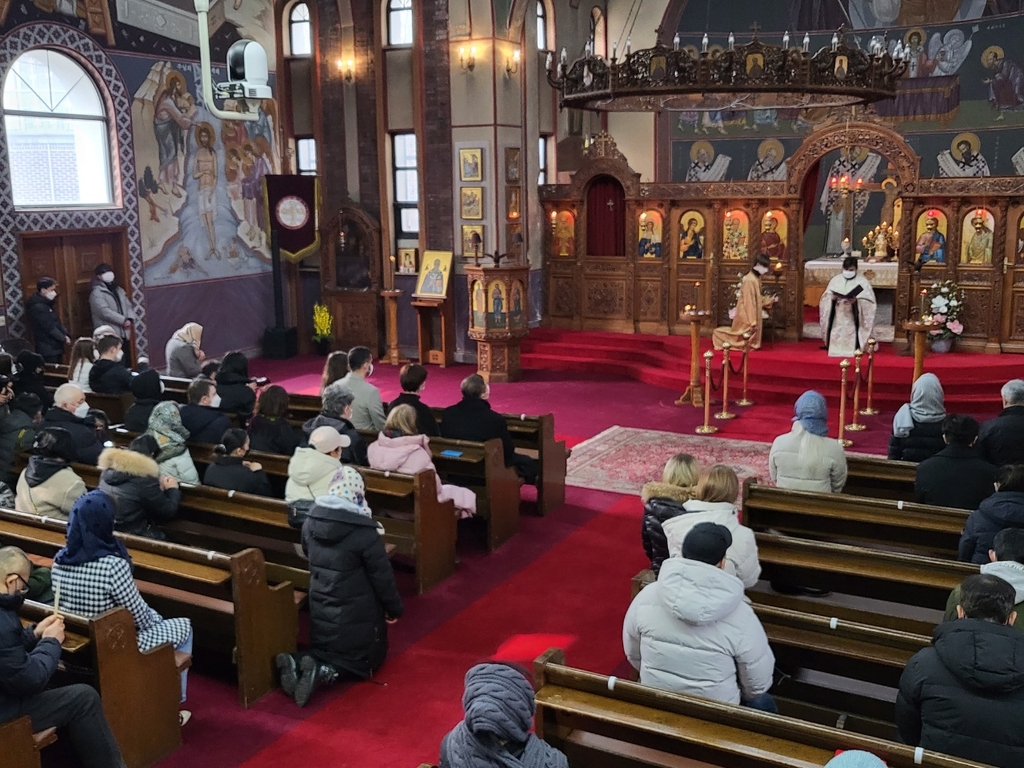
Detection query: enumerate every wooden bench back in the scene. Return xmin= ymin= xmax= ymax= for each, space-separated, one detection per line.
xmin=845 ymin=455 xmax=917 ymax=501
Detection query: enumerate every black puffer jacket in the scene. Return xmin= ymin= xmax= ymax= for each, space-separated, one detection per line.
xmin=123 ymin=369 xmax=163 ymax=433
xmin=179 ymin=404 xmax=232 ymax=446
xmin=0 ymin=409 xmax=36 ymax=485
xmin=25 ymin=293 xmax=68 ymax=363
xmin=979 ymin=405 xmax=1024 ymax=467
xmin=302 ymin=498 xmax=403 ymax=677
xmin=888 ymin=419 xmax=945 ymax=463
xmin=896 ymin=618 xmax=1024 ymax=767
xmin=41 ymin=407 xmax=103 ymax=465
xmin=915 ymin=444 xmax=997 ymax=511
xmin=98 ymin=447 xmax=181 ymax=538
xmin=640 ymin=481 xmax=696 ymax=576
xmin=958 ymin=491 xmax=1024 ymax=564
xmin=0 ymin=591 xmax=61 ymax=722
xmin=214 ymin=370 xmax=256 ymax=417
xmin=89 ymin=358 xmax=133 ymax=395
xmin=302 ymin=414 xmax=368 ymax=466
xmin=203 ymin=456 xmax=273 ymax=497
xmin=248 ymin=415 xmax=301 ymax=456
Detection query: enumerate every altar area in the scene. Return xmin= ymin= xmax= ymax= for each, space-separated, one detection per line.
xmin=803 ymin=258 xmax=899 ymax=342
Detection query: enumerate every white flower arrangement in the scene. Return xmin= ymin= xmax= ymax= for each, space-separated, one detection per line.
xmin=926 ymin=280 xmax=965 ymax=341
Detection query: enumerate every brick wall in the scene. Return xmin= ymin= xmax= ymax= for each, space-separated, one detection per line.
xmin=417 ymin=0 xmax=454 ymax=250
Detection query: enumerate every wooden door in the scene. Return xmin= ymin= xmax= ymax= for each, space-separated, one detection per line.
xmin=1001 ymin=205 xmax=1024 ymax=353
xmin=18 ymin=229 xmax=128 ymax=352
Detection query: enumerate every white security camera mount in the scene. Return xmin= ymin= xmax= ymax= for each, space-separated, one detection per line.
xmin=194 ymin=0 xmax=272 ymax=121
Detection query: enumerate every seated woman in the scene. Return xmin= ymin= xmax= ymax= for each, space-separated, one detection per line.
xmin=0 ymin=392 xmax=42 ymax=485
xmin=641 ymin=453 xmax=701 ymax=577
xmin=98 ymin=435 xmax=181 ymax=539
xmin=214 ymin=352 xmax=257 ymax=417
xmin=959 ymin=464 xmax=1024 ymax=564
xmin=439 ymin=662 xmax=568 ymax=768
xmin=368 ymin=405 xmax=476 ymax=517
xmin=14 ymin=351 xmax=52 ymax=411
xmin=124 ymin=369 xmax=163 ymax=433
xmin=276 ymin=466 xmax=403 ymax=707
xmin=320 ymin=351 xmax=348 ymax=395
xmin=147 ymin=402 xmax=200 ymax=485
xmin=661 ymin=465 xmax=761 ymax=588
xmin=204 ymin=428 xmax=273 ymax=497
xmin=890 ymin=372 xmax=946 ymax=462
xmin=285 ymin=426 xmax=348 ymax=503
xmin=248 ymin=385 xmax=301 ymax=456
xmin=769 ymin=390 xmax=847 ymax=493
xmin=165 ymin=323 xmax=205 ymax=379
xmin=52 ymin=489 xmax=194 ymax=725
xmin=67 ymin=337 xmax=96 ymax=394
xmin=15 ymin=427 xmax=87 ymax=521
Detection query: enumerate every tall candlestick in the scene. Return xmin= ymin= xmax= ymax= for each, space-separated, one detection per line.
xmin=919 ymin=289 xmax=928 ymax=319
xmin=694 ymin=281 xmax=701 ymax=310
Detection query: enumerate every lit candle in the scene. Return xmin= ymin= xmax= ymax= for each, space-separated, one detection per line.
xmin=702 ymin=33 xmax=709 ymax=53
xmin=919 ymin=288 xmax=928 ymax=319
xmin=673 ymin=33 xmax=680 ymax=51
xmin=803 ymin=33 xmax=810 ymax=52
xmin=783 ymin=31 xmax=790 ymax=49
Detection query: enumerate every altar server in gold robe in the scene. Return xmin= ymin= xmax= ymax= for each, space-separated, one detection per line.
xmin=713 ymin=254 xmax=775 ymax=351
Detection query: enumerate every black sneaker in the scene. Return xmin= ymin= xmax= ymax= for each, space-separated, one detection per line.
xmin=276 ymin=653 xmax=298 ymax=698
xmin=294 ymin=655 xmax=319 ymax=708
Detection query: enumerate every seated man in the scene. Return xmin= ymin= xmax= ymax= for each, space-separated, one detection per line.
xmin=41 ymin=384 xmax=104 ymax=465
xmin=946 ymin=528 xmax=1024 ymax=630
xmin=897 ymin=573 xmax=1024 ymax=766
xmin=388 ymin=363 xmax=439 ymax=437
xmin=339 ymin=346 xmax=386 ymax=431
xmin=179 ymin=378 xmax=231 ymax=445
xmin=441 ymin=374 xmax=538 ymax=484
xmin=300 ymin=383 xmax=367 ymax=466
xmin=916 ymin=414 xmax=998 ymax=510
xmin=979 ymin=379 xmax=1024 ymax=467
xmin=89 ymin=335 xmax=133 ymax=395
xmin=0 ymin=546 xmax=126 ymax=768
xmin=622 ymin=522 xmax=776 ymax=710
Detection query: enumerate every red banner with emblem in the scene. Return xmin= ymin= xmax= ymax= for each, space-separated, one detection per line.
xmin=263 ymin=175 xmax=320 ymax=263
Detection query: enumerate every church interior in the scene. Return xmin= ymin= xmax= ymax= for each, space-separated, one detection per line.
xmin=5 ymin=0 xmax=1024 ymax=766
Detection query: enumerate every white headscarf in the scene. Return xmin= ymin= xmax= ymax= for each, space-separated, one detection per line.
xmin=174 ymin=322 xmax=203 ymax=349
xmin=892 ymin=372 xmax=946 ymax=438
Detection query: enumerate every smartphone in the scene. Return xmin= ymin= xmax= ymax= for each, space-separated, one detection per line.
xmin=440 ymin=449 xmax=463 ymax=458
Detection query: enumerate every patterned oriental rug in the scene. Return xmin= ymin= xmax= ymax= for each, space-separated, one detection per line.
xmin=567 ymin=426 xmax=772 ymax=496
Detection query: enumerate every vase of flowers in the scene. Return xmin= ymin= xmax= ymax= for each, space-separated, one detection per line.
xmin=925 ymin=280 xmax=965 ymax=353
xmin=312 ymin=303 xmax=333 ymax=355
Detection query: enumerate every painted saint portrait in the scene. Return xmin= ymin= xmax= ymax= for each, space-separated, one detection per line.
xmin=679 ymin=211 xmax=705 ymax=259
xmin=638 ymin=211 xmax=662 ymax=258
xmin=414 ymin=250 xmax=453 ymax=297
xmin=553 ymin=211 xmax=575 ymax=257
xmin=510 ymin=280 xmax=526 ymax=329
xmin=461 ymin=187 xmax=483 ymax=220
xmin=685 ymin=140 xmax=731 ymax=182
xmin=722 ymin=210 xmax=749 ymax=261
xmin=915 ymin=210 xmax=947 ymax=265
xmin=759 ymin=210 xmax=787 ymax=261
xmin=748 ymin=139 xmax=787 ymax=182
xmin=938 ymin=132 xmax=990 ymax=177
xmin=961 ymin=209 xmax=994 ymax=266
xmin=488 ymin=282 xmax=507 ymax=328
xmin=471 ymin=280 xmax=486 ymax=328
xmin=459 ymin=148 xmax=483 ymax=181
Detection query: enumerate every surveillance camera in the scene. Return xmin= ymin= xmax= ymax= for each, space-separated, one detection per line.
xmin=216 ymin=40 xmax=273 ymax=102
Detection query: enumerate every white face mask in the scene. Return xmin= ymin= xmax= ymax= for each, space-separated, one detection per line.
xmin=42 ymin=290 xmax=57 ymax=301
xmin=754 ymin=265 xmax=769 ymax=276
xmin=210 ymin=394 xmax=222 ymax=409
xmin=842 ymin=270 xmax=857 ymax=279
xmin=367 ymin=363 xmax=374 ymax=378
xmin=115 ymin=349 xmax=124 ymax=362
xmin=159 ymin=381 xmax=166 ymax=394
xmin=92 ymin=350 xmax=100 ymax=361
xmin=100 ymin=272 xmax=115 ymax=283
xmin=73 ymin=401 xmax=90 ymax=419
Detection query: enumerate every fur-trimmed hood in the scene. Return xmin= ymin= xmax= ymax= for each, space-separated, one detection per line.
xmin=641 ymin=481 xmax=695 ymax=505
xmin=98 ymin=447 xmax=160 ymax=478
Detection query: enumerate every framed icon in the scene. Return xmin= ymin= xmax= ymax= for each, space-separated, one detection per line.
xmin=462 ymin=224 xmax=485 ymax=257
xmin=414 ymin=250 xmax=453 ymax=298
xmin=459 ymin=148 xmax=483 ymax=182
xmin=506 ymin=186 xmax=521 ymax=220
xmin=504 ymin=147 xmax=521 ymax=183
xmin=461 ymin=187 xmax=484 ymax=220
xmin=397 ymin=247 xmax=418 ymax=274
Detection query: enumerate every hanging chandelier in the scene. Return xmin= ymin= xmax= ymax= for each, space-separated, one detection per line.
xmin=546 ymin=25 xmax=910 ymax=113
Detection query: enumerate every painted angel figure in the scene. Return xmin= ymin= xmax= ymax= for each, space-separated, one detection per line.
xmin=927 ymin=27 xmax=974 ymax=77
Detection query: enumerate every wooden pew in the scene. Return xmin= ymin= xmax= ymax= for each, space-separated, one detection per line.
xmin=1 ymin=717 xmax=57 ymax=768
xmin=533 ymin=648 xmax=985 ymax=768
xmin=629 ymin=569 xmax=930 ymax=734
xmin=68 ymin=461 xmax=456 ymax=595
xmin=0 ymin=508 xmax=296 ymax=707
xmin=742 ymin=480 xmax=967 ymax=558
xmin=844 ymin=455 xmax=917 ymax=502
xmin=17 ymin=600 xmax=182 ymax=768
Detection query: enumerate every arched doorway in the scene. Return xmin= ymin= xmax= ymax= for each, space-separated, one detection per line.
xmin=586 ymin=175 xmax=626 ymax=256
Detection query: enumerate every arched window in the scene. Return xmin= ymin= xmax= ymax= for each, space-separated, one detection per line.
xmin=537 ymin=0 xmax=551 ymax=51
xmin=591 ymin=7 xmax=606 ymax=58
xmin=388 ymin=0 xmax=414 ymax=46
xmin=289 ymin=3 xmax=312 ymax=57
xmin=3 ymin=49 xmax=112 ymax=208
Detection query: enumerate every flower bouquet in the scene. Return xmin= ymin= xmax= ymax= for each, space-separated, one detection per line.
xmin=925 ymin=280 xmax=965 ymax=347
xmin=312 ymin=303 xmax=334 ymax=354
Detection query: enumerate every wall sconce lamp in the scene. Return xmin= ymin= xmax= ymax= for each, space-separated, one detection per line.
xmin=506 ymin=48 xmax=520 ymax=77
xmin=460 ymin=45 xmax=477 ymax=72
xmin=337 ymin=58 xmax=355 ymax=82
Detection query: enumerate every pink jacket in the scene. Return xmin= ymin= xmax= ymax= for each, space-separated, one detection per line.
xmin=367 ymin=432 xmax=477 ymax=516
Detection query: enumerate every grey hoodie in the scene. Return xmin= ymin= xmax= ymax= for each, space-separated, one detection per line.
xmin=622 ymin=557 xmax=774 ymax=704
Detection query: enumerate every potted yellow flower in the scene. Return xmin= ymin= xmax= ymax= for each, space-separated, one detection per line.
xmin=312 ymin=303 xmax=333 ymax=356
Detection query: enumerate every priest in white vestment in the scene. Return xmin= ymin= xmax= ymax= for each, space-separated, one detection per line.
xmin=819 ymin=257 xmax=876 ymax=357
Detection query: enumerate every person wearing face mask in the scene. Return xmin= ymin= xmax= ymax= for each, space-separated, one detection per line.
xmin=301 ymin=383 xmax=368 ymax=466
xmin=41 ymin=383 xmax=105 ymax=465
xmin=339 ymin=346 xmax=385 ymax=431
xmin=88 ymin=335 xmax=133 ymax=395
xmin=179 ymin=378 xmax=231 ymax=445
xmin=88 ymin=264 xmax=136 ymax=362
xmin=712 ymin=253 xmax=777 ymax=351
xmin=26 ymin=277 xmax=71 ymax=364
xmin=14 ymin=427 xmax=87 ymax=521
xmin=204 ymin=428 xmax=274 ymax=497
xmin=820 ymin=256 xmax=877 ymax=357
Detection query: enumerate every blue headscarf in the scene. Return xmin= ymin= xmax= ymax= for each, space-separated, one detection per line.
xmin=54 ymin=490 xmax=131 ymax=567
xmin=792 ymin=390 xmax=829 ymax=437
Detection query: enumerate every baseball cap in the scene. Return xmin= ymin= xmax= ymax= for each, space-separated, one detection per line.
xmin=682 ymin=522 xmax=733 ymax=565
xmin=309 ymin=426 xmax=351 ymax=453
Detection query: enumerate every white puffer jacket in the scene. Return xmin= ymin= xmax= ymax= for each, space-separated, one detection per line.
xmin=623 ymin=557 xmax=774 ymax=704
xmin=768 ymin=423 xmax=848 ymax=493
xmin=661 ymin=500 xmax=761 ymax=588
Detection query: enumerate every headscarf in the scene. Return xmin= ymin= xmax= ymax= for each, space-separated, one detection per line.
xmin=326 ymin=466 xmax=371 ymax=518
xmin=174 ymin=322 xmax=203 ymax=350
xmin=825 ymin=751 xmax=887 ymax=768
xmin=439 ymin=663 xmax=569 ymax=768
xmin=892 ymin=372 xmax=945 ymax=438
xmin=146 ymin=401 xmax=190 ymax=462
xmin=54 ymin=490 xmax=131 ymax=567
xmin=792 ymin=390 xmax=829 ymax=437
